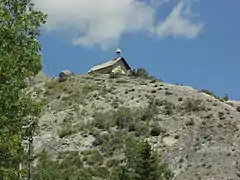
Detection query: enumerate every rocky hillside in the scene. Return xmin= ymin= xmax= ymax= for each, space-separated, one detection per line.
xmin=30 ymin=72 xmax=240 ymax=179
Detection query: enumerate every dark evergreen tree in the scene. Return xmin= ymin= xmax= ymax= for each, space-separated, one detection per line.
xmin=120 ymin=138 xmax=174 ymax=180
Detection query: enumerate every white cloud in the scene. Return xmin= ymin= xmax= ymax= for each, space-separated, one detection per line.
xmin=34 ymin=0 xmax=203 ymax=49
xmin=155 ymin=1 xmax=204 ymax=38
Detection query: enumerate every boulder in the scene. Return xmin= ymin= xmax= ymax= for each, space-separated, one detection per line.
xmin=59 ymin=70 xmax=74 ymax=82
xmin=59 ymin=70 xmax=74 ymax=78
xmin=163 ymin=136 xmax=178 ymax=147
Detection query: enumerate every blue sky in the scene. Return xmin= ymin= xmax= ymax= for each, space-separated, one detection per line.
xmin=36 ymin=0 xmax=240 ymax=100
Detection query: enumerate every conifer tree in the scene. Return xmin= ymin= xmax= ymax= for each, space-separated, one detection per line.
xmin=121 ymin=138 xmax=173 ymax=180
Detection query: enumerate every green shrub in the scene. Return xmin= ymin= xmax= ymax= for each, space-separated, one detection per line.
xmin=133 ymin=68 xmax=149 ymax=78
xmin=115 ymin=79 xmax=129 ymax=83
xmin=58 ymin=122 xmax=73 ymax=138
xmin=128 ymin=121 xmax=137 ymax=132
xmin=83 ymin=149 xmax=104 ymax=166
xmin=178 ymin=97 xmax=183 ymax=101
xmin=106 ymin=158 xmax=121 ymax=167
xmin=134 ymin=122 xmax=149 ymax=137
xmin=91 ymin=112 xmax=114 ymax=130
xmin=140 ymin=99 xmax=159 ymax=121
xmin=33 ymin=151 xmax=90 ymax=180
xmin=182 ymin=99 xmax=206 ymax=112
xmin=100 ymin=131 xmax=124 ymax=157
xmin=33 ymin=137 xmax=173 ymax=180
xmin=114 ymin=107 xmax=135 ymax=129
xmin=82 ymin=84 xmax=100 ymax=94
xmin=186 ymin=118 xmax=195 ymax=126
xmin=94 ymin=166 xmax=110 ymax=179
xmin=222 ymin=93 xmax=229 ymax=101
xmin=163 ymin=102 xmax=175 ymax=115
xmin=199 ymin=89 xmax=218 ymax=98
xmin=111 ymin=98 xmax=120 ymax=109
xmin=150 ymin=124 xmax=166 ymax=136
xmin=59 ymin=151 xmax=83 ymax=170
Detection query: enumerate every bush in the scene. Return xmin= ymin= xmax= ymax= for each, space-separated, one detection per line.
xmin=186 ymin=118 xmax=195 ymax=126
xmin=100 ymin=131 xmax=125 ymax=157
xmin=182 ymin=99 xmax=206 ymax=112
xmin=163 ymin=102 xmax=175 ymax=115
xmin=33 ymin=151 xmax=90 ymax=180
xmin=91 ymin=112 xmax=114 ymax=130
xmin=178 ymin=97 xmax=183 ymax=101
xmin=106 ymin=158 xmax=121 ymax=167
xmin=222 ymin=93 xmax=229 ymax=101
xmin=58 ymin=123 xmax=73 ymax=138
xmin=199 ymin=89 xmax=218 ymax=98
xmin=33 ymin=137 xmax=174 ymax=180
xmin=111 ymin=98 xmax=120 ymax=109
xmin=114 ymin=107 xmax=135 ymax=129
xmin=140 ymin=99 xmax=159 ymax=121
xmin=134 ymin=122 xmax=149 ymax=137
xmin=94 ymin=166 xmax=110 ymax=179
xmin=150 ymin=124 xmax=165 ymax=136
xmin=83 ymin=149 xmax=104 ymax=166
xmin=132 ymin=68 xmax=149 ymax=78
xmin=128 ymin=121 xmax=137 ymax=132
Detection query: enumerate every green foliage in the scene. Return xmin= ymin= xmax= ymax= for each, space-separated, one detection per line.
xmin=33 ymin=137 xmax=173 ymax=180
xmin=111 ymin=97 xmax=120 ymax=109
xmin=45 ymin=80 xmax=67 ymax=96
xmin=106 ymin=158 xmax=121 ymax=167
xmin=199 ymin=89 xmax=218 ymax=98
xmin=82 ymin=149 xmax=104 ymax=166
xmin=34 ymin=151 xmax=92 ymax=180
xmin=132 ymin=68 xmax=149 ymax=78
xmin=96 ymin=131 xmax=125 ymax=157
xmin=200 ymin=90 xmax=229 ymax=102
xmin=140 ymin=99 xmax=158 ymax=121
xmin=163 ymin=102 xmax=175 ymax=115
xmin=222 ymin=93 xmax=229 ymax=101
xmin=90 ymin=166 xmax=110 ymax=179
xmin=58 ymin=124 xmax=73 ymax=138
xmin=0 ymin=0 xmax=46 ymax=178
xmin=114 ymin=107 xmax=135 ymax=129
xmin=91 ymin=112 xmax=115 ymax=130
xmin=82 ymin=84 xmax=100 ymax=94
xmin=131 ymin=68 xmax=163 ymax=82
xmin=118 ymin=138 xmax=174 ymax=180
xmin=150 ymin=124 xmax=165 ymax=137
xmin=181 ymin=99 xmax=206 ymax=112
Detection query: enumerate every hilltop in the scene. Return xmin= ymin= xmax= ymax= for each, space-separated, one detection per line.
xmin=30 ymin=71 xmax=240 ymax=179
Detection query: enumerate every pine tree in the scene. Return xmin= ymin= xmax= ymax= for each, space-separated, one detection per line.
xmin=122 ymin=138 xmax=174 ymax=180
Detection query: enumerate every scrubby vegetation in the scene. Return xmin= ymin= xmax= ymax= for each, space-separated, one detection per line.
xmin=199 ymin=89 xmax=229 ymax=101
xmin=131 ymin=68 xmax=163 ymax=82
xmin=33 ymin=137 xmax=173 ymax=180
